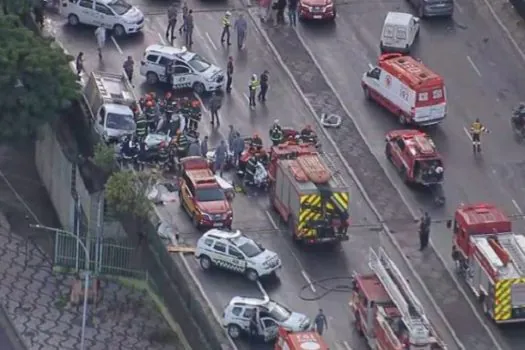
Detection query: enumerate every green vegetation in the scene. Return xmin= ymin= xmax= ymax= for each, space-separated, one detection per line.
xmin=0 ymin=14 xmax=79 ymax=143
xmin=92 ymin=142 xmax=116 ymax=174
xmin=1 ymin=0 xmax=33 ymax=16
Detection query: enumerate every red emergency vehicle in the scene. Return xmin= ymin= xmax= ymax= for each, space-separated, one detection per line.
xmin=351 ymin=248 xmax=446 ymax=350
xmin=449 ymin=203 xmax=525 ymax=323
xmin=274 ymin=327 xmax=328 ymax=350
xmin=361 ymin=53 xmax=447 ymax=126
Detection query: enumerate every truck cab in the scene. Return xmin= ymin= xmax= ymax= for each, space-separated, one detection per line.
xmin=274 ymin=327 xmax=328 ymax=350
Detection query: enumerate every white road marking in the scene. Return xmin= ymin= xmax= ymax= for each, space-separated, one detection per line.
xmin=463 ymin=127 xmax=472 ymax=141
xmin=512 ymin=199 xmax=523 ymax=215
xmin=193 ymin=92 xmax=208 ymax=113
xmin=157 ymin=32 xmax=167 ymax=45
xmin=243 ymin=93 xmax=250 ymax=102
xmin=265 ymin=210 xmax=279 ymax=230
xmin=367 ymin=63 xmax=374 ymax=69
xmin=110 ymin=36 xmax=123 ymax=55
xmin=205 ymin=32 xmax=217 ymax=51
xmin=301 ymin=270 xmax=317 ymax=293
xmin=343 ymin=341 xmax=353 ymax=350
xmin=466 ymin=55 xmax=482 ymax=77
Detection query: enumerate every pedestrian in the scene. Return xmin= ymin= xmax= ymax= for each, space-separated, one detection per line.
xmin=209 ymin=92 xmax=222 ymax=125
xmin=215 ymin=140 xmax=228 ymax=176
xmin=166 ymin=3 xmax=178 ymax=43
xmin=95 ymin=25 xmax=106 ymax=60
xmin=221 ymin=11 xmax=232 ymax=45
xmin=226 ymin=56 xmax=234 ymax=93
xmin=258 ymin=70 xmax=269 ymax=102
xmin=275 ymin=0 xmax=287 ymax=24
xmin=185 ymin=9 xmax=194 ymax=47
xmin=288 ymin=0 xmax=298 ymax=26
xmin=200 ymin=135 xmax=209 ymax=157
xmin=232 ymin=132 xmax=245 ymax=167
xmin=179 ymin=1 xmax=189 ymax=34
xmin=228 ymin=124 xmax=236 ymax=150
xmin=260 ymin=0 xmax=272 ymax=22
xmin=123 ymin=56 xmax=134 ymax=85
xmin=314 ymin=309 xmax=328 ymax=335
xmin=419 ymin=211 xmax=431 ymax=251
xmin=75 ymin=52 xmax=84 ymax=78
xmin=234 ymin=13 xmax=247 ymax=49
xmin=188 ymin=139 xmax=200 ymax=156
xmin=249 ymin=74 xmax=259 ymax=110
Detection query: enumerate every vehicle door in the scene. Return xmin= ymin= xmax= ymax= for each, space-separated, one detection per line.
xmin=390 ymin=137 xmax=406 ymax=170
xmin=74 ymin=0 xmax=95 ymax=24
xmin=95 ymin=106 xmax=106 ymax=135
xmin=172 ymin=63 xmax=194 ymax=89
xmin=365 ymin=67 xmax=381 ymax=94
xmin=227 ymin=246 xmax=247 ymax=273
xmin=212 ymin=241 xmax=232 ymax=267
xmin=142 ymin=53 xmax=163 ymax=80
xmin=158 ymin=56 xmax=174 ymax=84
xmin=94 ymin=2 xmax=115 ymax=28
xmin=259 ymin=317 xmax=279 ymax=342
xmin=181 ymin=175 xmax=196 ymax=213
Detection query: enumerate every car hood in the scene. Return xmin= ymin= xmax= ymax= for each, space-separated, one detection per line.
xmin=202 ymin=65 xmax=224 ymax=80
xmin=106 ymin=127 xmax=133 ymax=138
xmin=197 ymin=200 xmax=230 ymax=214
xmin=281 ymin=312 xmax=311 ymax=331
xmin=122 ymin=6 xmax=143 ymax=21
xmin=302 ymin=0 xmax=331 ymax=6
xmin=251 ymin=249 xmax=279 ymax=265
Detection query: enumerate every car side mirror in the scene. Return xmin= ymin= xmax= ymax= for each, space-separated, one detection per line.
xmin=446 ymin=220 xmax=452 ymax=229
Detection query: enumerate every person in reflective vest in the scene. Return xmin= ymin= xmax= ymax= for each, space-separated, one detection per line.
xmin=220 ymin=11 xmax=232 ymax=45
xmin=158 ymin=142 xmax=170 ymax=164
xmin=248 ymin=74 xmax=259 ymax=110
xmin=135 ymin=113 xmax=148 ymax=141
xmin=250 ymin=133 xmax=263 ymax=152
xmin=269 ymin=119 xmax=283 ymax=146
xmin=174 ymin=130 xmax=189 ymax=159
xmin=244 ymin=155 xmax=258 ymax=185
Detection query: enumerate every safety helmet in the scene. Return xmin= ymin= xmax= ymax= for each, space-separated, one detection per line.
xmin=146 ymin=101 xmax=153 ymax=107
xmin=191 ymin=100 xmax=200 ymax=108
xmin=475 ymin=118 xmax=480 ymax=123
xmin=253 ymin=133 xmax=259 ymax=138
xmin=165 ymin=92 xmax=172 ymax=99
xmin=150 ymin=92 xmax=156 ymax=99
xmin=183 ymin=97 xmax=189 ymax=101
xmin=306 ymin=124 xmax=312 ymax=130
xmin=252 ymin=74 xmax=257 ymax=80
xmin=226 ymin=11 xmax=231 ymax=16
xmin=145 ymin=93 xmax=152 ymax=100
xmin=274 ymin=119 xmax=279 ymax=124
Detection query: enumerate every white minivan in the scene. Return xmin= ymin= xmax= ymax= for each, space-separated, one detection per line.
xmin=380 ymin=12 xmax=420 ymax=54
xmin=62 ymin=0 xmax=144 ymax=37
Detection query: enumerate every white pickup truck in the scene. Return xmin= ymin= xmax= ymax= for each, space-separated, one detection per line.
xmin=83 ymin=71 xmax=137 ymax=143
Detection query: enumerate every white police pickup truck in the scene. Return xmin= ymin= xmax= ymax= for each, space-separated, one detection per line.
xmin=139 ymin=44 xmax=225 ymax=94
xmin=195 ymin=229 xmax=281 ymax=281
xmin=62 ymin=0 xmax=144 ymax=37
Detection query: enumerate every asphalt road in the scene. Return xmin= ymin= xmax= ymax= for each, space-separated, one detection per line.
xmin=47 ymin=1 xmax=461 ymax=349
xmin=291 ymin=0 xmax=525 ymax=348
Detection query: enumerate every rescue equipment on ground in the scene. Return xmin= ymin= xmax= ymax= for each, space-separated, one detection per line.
xmin=320 ymin=113 xmax=342 ymax=128
xmin=351 ymin=248 xmax=447 ymax=350
xmin=449 ymin=203 xmax=525 ymax=324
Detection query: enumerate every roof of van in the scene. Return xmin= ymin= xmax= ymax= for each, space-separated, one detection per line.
xmin=384 ymin=11 xmax=413 ymax=26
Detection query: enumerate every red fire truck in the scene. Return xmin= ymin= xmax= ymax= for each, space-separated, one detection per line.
xmin=274 ymin=327 xmax=328 ymax=350
xmin=449 ymin=203 xmax=525 ymax=323
xmin=350 ymin=248 xmax=446 ymax=350
xmin=361 ymin=54 xmax=446 ymax=126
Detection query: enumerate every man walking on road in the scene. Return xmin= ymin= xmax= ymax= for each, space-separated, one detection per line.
xmin=123 ymin=56 xmax=134 ymax=85
xmin=201 ymin=135 xmax=209 ymax=157
xmin=95 ymin=25 xmax=106 ymax=60
xmin=314 ymin=309 xmax=328 ymax=335
xmin=166 ymin=3 xmax=178 ymax=43
xmin=75 ymin=52 xmax=85 ymax=78
xmin=234 ymin=13 xmax=247 ymax=49
xmin=249 ymin=74 xmax=259 ymax=110
xmin=179 ymin=1 xmax=189 ymax=34
xmin=226 ymin=56 xmax=234 ymax=93
xmin=185 ymin=9 xmax=194 ymax=47
xmin=419 ymin=211 xmax=431 ymax=251
xmin=288 ymin=0 xmax=298 ymax=26
xmin=209 ymin=92 xmax=222 ymax=125
xmin=221 ymin=11 xmax=232 ymax=45
xmin=258 ymin=70 xmax=269 ymax=102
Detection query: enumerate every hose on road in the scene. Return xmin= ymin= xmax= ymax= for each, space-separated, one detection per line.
xmin=298 ymin=276 xmax=354 ymax=301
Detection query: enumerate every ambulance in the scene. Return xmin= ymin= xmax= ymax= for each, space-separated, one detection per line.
xmin=361 ymin=53 xmax=447 ymax=126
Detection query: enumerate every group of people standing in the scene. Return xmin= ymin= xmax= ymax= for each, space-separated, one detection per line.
xmin=259 ymin=0 xmax=299 ymax=26
xmin=167 ymin=2 xmax=194 ymax=47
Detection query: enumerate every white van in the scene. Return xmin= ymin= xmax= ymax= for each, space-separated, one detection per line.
xmin=380 ymin=12 xmax=420 ymax=53
xmin=62 ymin=0 xmax=144 ymax=37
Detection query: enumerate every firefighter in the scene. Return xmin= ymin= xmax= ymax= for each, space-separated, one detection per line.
xmin=188 ymin=99 xmax=202 ymax=131
xmin=135 ymin=113 xmax=148 ymax=141
xmin=137 ymin=140 xmax=148 ymax=171
xmin=144 ymin=100 xmax=157 ymax=131
xmin=220 ymin=11 xmax=232 ymax=45
xmin=419 ymin=212 xmax=431 ymax=251
xmin=470 ymin=118 xmax=488 ymax=153
xmin=250 ymin=133 xmax=263 ymax=151
xmin=157 ymin=142 xmax=170 ymax=165
xmin=258 ymin=149 xmax=269 ymax=167
xmin=248 ymin=74 xmax=259 ymax=109
xmin=174 ymin=130 xmax=190 ymax=159
xmin=314 ymin=309 xmax=328 ymax=336
xmin=269 ymin=119 xmax=283 ymax=146
xmin=245 ymin=154 xmax=258 ymax=185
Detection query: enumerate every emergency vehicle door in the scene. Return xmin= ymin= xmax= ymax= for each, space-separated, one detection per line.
xmin=259 ymin=317 xmax=279 ymax=342
xmin=181 ymin=185 xmax=196 ymax=213
xmin=173 ymin=65 xmax=193 ymax=89
xmin=227 ymin=246 xmax=247 ymax=271
xmin=365 ymin=68 xmax=381 ymax=89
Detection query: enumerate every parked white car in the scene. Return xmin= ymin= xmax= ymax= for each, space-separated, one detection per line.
xmin=222 ymin=296 xmax=312 ymax=341
xmin=380 ymin=12 xmax=420 ymax=53
xmin=139 ymin=44 xmax=225 ymax=94
xmin=195 ymin=229 xmax=281 ymax=281
xmin=62 ymin=0 xmax=144 ymax=37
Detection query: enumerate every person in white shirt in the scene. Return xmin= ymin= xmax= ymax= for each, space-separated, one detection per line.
xmin=95 ymin=26 xmax=106 ymax=60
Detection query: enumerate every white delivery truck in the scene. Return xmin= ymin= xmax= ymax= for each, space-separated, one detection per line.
xmin=83 ymin=71 xmax=137 ymax=143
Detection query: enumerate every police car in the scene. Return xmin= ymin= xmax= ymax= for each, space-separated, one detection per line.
xmin=222 ymin=296 xmax=312 ymax=341
xmin=139 ymin=45 xmax=225 ymax=94
xmin=195 ymin=229 xmax=281 ymax=281
xmin=62 ymin=0 xmax=144 ymax=37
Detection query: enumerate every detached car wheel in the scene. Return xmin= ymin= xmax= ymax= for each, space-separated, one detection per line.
xmin=227 ymin=324 xmax=242 ymax=339
xmin=199 ymin=256 xmax=212 ymax=270
xmin=68 ymin=14 xmax=79 ymax=26
xmin=246 ymin=269 xmax=258 ymax=282
xmin=193 ymin=82 xmax=205 ymax=95
xmin=113 ymin=24 xmax=126 ymax=37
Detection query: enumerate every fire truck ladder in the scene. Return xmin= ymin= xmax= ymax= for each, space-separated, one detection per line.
xmin=499 ymin=236 xmax=525 ymax=274
xmin=368 ymin=248 xmax=436 ymax=347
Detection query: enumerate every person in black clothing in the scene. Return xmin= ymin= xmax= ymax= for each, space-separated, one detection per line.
xmin=258 ymin=70 xmax=269 ymax=102
xmin=419 ymin=212 xmax=431 ymax=251
xmin=274 ymin=0 xmax=287 ymax=24
xmin=288 ymin=0 xmax=298 ymax=26
xmin=226 ymin=56 xmax=234 ymax=93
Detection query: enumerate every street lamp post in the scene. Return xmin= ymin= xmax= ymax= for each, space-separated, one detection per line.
xmin=30 ymin=224 xmax=90 ymax=350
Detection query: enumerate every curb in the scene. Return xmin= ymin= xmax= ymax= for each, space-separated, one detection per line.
xmin=244 ymin=8 xmax=474 ymax=350
xmin=0 ymin=303 xmax=28 ymax=350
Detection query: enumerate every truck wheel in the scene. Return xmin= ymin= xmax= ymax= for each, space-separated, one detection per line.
xmin=113 ymin=24 xmax=126 ymax=37
xmin=146 ymin=72 xmax=159 ymax=85
xmin=67 ymin=14 xmax=79 ymax=26
xmin=385 ymin=144 xmax=392 ymax=161
xmin=400 ymin=167 xmax=409 ymax=184
xmin=199 ymin=256 xmax=212 ymax=270
xmin=398 ymin=112 xmax=407 ymax=125
xmin=245 ymin=269 xmax=259 ymax=282
xmin=363 ymin=86 xmax=371 ymax=100
xmin=227 ymin=324 xmax=242 ymax=339
xmin=354 ymin=312 xmax=364 ymax=336
xmin=193 ymin=82 xmax=205 ymax=95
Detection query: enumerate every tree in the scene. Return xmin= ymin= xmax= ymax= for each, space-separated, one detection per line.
xmin=92 ymin=142 xmax=116 ymax=175
xmin=1 ymin=0 xmax=32 ymax=16
xmin=0 ymin=15 xmax=79 ymax=143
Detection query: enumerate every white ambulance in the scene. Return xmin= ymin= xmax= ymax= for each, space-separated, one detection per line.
xmin=361 ymin=53 xmax=446 ymax=126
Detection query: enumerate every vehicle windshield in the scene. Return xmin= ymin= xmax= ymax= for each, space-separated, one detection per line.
xmin=107 ymin=0 xmax=132 ymax=15
xmin=383 ymin=25 xmax=394 ymax=38
xmin=396 ymin=28 xmax=407 ymax=39
xmin=237 ymin=240 xmax=264 ymax=258
xmin=267 ymin=301 xmax=292 ymax=322
xmin=106 ymin=113 xmax=135 ymax=131
xmin=188 ymin=54 xmax=211 ymax=73
xmin=195 ymin=188 xmax=225 ymax=202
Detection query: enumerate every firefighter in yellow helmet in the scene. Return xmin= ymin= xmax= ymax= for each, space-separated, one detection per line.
xmin=470 ymin=118 xmax=488 ymax=153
